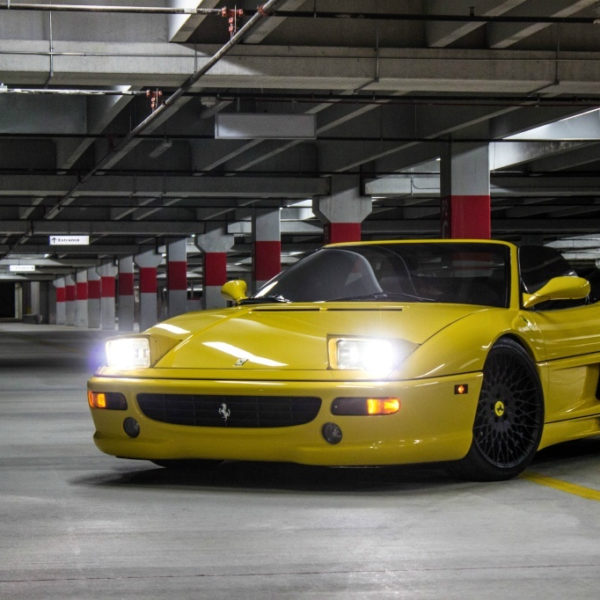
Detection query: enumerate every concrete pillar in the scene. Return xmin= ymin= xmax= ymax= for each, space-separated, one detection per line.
xmin=53 ymin=277 xmax=66 ymax=325
xmin=87 ymin=268 xmax=101 ymax=329
xmin=65 ymin=275 xmax=76 ymax=326
xmin=75 ymin=270 xmax=88 ymax=328
xmin=196 ymin=228 xmax=234 ymax=309
xmin=134 ymin=250 xmax=162 ymax=331
xmin=22 ymin=282 xmax=32 ymax=318
xmin=29 ymin=281 xmax=40 ymax=318
xmin=167 ymin=238 xmax=187 ymax=317
xmin=440 ymin=142 xmax=491 ymax=238
xmin=14 ymin=283 xmax=22 ymax=320
xmin=98 ymin=263 xmax=117 ymax=331
xmin=118 ymin=256 xmax=135 ymax=331
xmin=313 ymin=175 xmax=372 ymax=243
xmin=253 ymin=209 xmax=281 ymax=291
xmin=39 ymin=281 xmax=51 ymax=324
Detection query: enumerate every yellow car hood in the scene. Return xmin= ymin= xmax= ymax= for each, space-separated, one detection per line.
xmin=155 ymin=302 xmax=483 ymax=371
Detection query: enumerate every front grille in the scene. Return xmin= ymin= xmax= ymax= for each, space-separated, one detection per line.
xmin=137 ymin=393 xmax=322 ymax=428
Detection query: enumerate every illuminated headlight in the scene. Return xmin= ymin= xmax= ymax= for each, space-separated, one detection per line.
xmin=105 ymin=337 xmax=151 ymax=369
xmin=328 ymin=336 xmax=416 ymax=375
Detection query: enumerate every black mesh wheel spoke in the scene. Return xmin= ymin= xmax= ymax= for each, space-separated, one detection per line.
xmin=472 ymin=342 xmax=543 ymax=470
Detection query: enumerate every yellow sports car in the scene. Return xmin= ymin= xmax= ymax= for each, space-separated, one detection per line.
xmin=87 ymin=239 xmax=600 ymax=480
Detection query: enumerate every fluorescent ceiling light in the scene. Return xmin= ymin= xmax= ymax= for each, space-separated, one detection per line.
xmin=215 ymin=113 xmax=316 ymax=140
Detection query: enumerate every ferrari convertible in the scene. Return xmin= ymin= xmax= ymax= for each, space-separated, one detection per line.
xmin=87 ymin=239 xmax=600 ymax=480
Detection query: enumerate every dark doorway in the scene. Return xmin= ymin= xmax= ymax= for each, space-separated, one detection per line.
xmin=0 ymin=282 xmax=15 ymax=318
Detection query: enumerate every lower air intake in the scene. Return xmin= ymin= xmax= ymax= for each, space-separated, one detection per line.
xmin=137 ymin=393 xmax=321 ymax=428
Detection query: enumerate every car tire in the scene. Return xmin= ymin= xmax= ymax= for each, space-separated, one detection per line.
xmin=453 ymin=338 xmax=544 ymax=481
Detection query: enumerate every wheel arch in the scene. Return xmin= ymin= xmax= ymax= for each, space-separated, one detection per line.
xmin=492 ymin=333 xmax=537 ymax=364
xmin=488 ymin=333 xmax=545 ymax=397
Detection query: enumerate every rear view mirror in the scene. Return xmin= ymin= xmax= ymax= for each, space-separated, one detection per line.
xmin=221 ymin=279 xmax=248 ymax=305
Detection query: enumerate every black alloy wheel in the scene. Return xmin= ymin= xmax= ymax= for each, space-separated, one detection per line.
xmin=453 ymin=338 xmax=544 ymax=481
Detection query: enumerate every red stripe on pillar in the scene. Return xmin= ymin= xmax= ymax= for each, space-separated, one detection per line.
xmin=101 ymin=276 xmax=115 ymax=298
xmin=204 ymin=253 xmax=227 ymax=287
xmin=119 ymin=272 xmax=134 ymax=296
xmin=88 ymin=280 xmax=101 ymax=299
xmin=168 ymin=261 xmax=187 ymax=291
xmin=442 ymin=195 xmax=491 ymax=239
xmin=76 ymin=282 xmax=88 ymax=301
xmin=139 ymin=267 xmax=157 ymax=294
xmin=65 ymin=285 xmax=76 ymax=302
xmin=326 ymin=222 xmax=362 ymax=244
xmin=56 ymin=288 xmax=66 ymax=302
xmin=254 ymin=240 xmax=281 ymax=282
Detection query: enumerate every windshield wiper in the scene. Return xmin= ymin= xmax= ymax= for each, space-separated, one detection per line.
xmin=240 ymin=295 xmax=291 ymax=305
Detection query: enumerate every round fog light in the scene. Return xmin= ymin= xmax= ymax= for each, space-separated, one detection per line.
xmin=322 ymin=422 xmax=343 ymax=445
xmin=123 ymin=417 xmax=140 ymax=438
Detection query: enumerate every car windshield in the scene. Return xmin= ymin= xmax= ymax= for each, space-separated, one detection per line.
xmin=252 ymin=242 xmax=510 ymax=308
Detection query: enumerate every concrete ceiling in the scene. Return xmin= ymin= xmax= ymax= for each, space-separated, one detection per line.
xmin=3 ymin=0 xmax=600 ymax=282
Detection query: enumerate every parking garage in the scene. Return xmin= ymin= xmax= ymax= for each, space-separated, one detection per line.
xmin=2 ymin=1 xmax=600 ymax=598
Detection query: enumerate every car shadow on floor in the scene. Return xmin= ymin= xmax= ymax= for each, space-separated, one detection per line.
xmin=75 ymin=459 xmax=463 ymax=493
xmin=528 ymin=437 xmax=600 ymax=469
xmin=73 ymin=438 xmax=600 ymax=493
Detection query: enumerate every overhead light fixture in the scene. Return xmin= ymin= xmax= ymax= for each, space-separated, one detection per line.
xmin=215 ymin=113 xmax=316 ymax=139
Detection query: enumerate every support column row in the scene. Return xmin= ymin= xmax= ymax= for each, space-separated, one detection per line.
xmin=440 ymin=142 xmax=491 ymax=238
xmin=196 ymin=229 xmax=233 ymax=309
xmin=135 ymin=250 xmax=162 ymax=332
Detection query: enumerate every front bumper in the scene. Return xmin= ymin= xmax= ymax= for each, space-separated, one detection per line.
xmin=87 ymin=372 xmax=482 ymax=466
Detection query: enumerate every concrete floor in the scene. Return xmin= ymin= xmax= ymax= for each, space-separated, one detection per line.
xmin=1 ymin=323 xmax=600 ymax=599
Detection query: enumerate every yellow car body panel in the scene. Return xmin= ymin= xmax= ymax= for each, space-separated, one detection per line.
xmin=88 ymin=372 xmax=482 ymax=465
xmin=87 ymin=239 xmax=600 ymax=475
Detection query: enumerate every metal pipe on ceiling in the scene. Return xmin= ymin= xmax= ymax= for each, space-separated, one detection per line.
xmin=0 ymin=2 xmax=225 ymax=15
xmin=254 ymin=10 xmax=600 ymax=26
xmin=1 ymin=3 xmax=599 ymax=26
xmin=3 ymin=87 xmax=600 ymax=111
xmin=42 ymin=0 xmax=283 ymax=222
xmin=0 ymin=86 xmax=143 ymax=96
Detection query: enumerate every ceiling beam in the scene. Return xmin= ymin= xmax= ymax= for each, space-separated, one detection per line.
xmin=0 ymin=174 xmax=329 ymax=198
xmin=6 ymin=42 xmax=600 ymax=94
xmin=488 ymin=0 xmax=599 ymax=49
xmin=426 ymin=0 xmax=527 ymax=48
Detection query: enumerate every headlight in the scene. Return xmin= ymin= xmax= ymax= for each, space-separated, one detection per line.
xmin=105 ymin=337 xmax=151 ymax=369
xmin=328 ymin=336 xmax=416 ymax=376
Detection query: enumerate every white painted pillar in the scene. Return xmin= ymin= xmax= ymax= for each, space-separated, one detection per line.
xmin=167 ymin=238 xmax=187 ymax=317
xmin=440 ymin=142 xmax=491 ymax=239
xmin=118 ymin=256 xmax=135 ymax=331
xmin=53 ymin=277 xmax=66 ymax=325
xmin=196 ymin=228 xmax=234 ymax=309
xmin=75 ymin=270 xmax=88 ymax=328
xmin=313 ymin=175 xmax=372 ymax=243
xmin=253 ymin=209 xmax=281 ymax=292
xmin=134 ymin=250 xmax=162 ymax=331
xmin=64 ymin=275 xmax=76 ymax=326
xmin=98 ymin=263 xmax=117 ymax=330
xmin=87 ymin=268 xmax=101 ymax=329
xmin=29 ymin=281 xmax=40 ymax=317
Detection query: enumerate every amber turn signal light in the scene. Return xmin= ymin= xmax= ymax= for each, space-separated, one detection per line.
xmin=366 ymin=397 xmax=400 ymax=415
xmin=331 ymin=397 xmax=401 ymax=416
xmin=88 ymin=391 xmax=127 ymax=410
